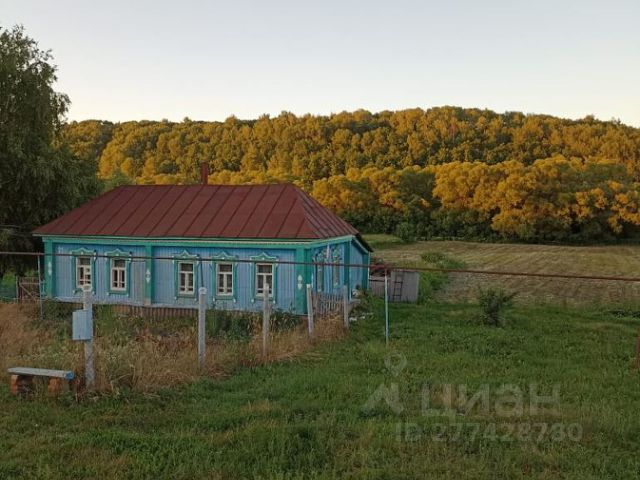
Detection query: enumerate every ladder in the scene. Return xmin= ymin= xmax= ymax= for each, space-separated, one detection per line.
xmin=391 ymin=270 xmax=404 ymax=302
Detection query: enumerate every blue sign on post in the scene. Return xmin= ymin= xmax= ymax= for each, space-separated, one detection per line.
xmin=72 ymin=309 xmax=93 ymax=341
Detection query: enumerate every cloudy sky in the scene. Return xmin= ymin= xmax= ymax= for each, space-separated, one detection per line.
xmin=3 ymin=0 xmax=639 ymax=125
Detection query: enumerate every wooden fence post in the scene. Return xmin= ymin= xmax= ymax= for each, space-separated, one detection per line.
xmin=262 ymin=284 xmax=270 ymax=357
xmin=82 ymin=285 xmax=95 ymax=391
xmin=198 ymin=287 xmax=207 ymax=369
xmin=342 ymin=285 xmax=349 ymax=329
xmin=306 ymin=284 xmax=314 ymax=337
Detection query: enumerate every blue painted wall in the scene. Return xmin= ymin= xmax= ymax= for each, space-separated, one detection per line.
xmin=350 ymin=244 xmax=367 ymax=291
xmin=46 ymin=236 xmax=370 ymax=314
xmin=54 ymin=243 xmax=146 ymax=305
xmin=152 ymin=246 xmax=297 ymax=312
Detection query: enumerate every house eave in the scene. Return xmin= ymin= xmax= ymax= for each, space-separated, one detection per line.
xmin=35 ymin=233 xmax=361 ymax=249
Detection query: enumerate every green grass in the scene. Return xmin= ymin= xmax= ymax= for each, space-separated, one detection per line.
xmin=364 ymin=233 xmax=406 ymax=251
xmin=365 ymin=236 xmax=640 ymax=306
xmin=417 ymin=252 xmax=466 ymax=302
xmin=1 ymin=297 xmax=639 ymax=479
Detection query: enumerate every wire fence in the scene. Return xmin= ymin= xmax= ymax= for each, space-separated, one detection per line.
xmin=0 ymin=249 xmax=362 ymax=394
xmin=2 ymin=250 xmax=640 ymax=308
xmin=2 ymin=249 xmax=640 ymax=394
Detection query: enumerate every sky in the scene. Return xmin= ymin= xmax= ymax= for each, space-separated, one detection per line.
xmin=2 ymin=0 xmax=639 ymax=126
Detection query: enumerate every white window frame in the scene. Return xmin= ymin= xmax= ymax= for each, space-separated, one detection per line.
xmin=178 ymin=261 xmax=195 ymax=296
xmin=110 ymin=258 xmax=127 ymax=292
xmin=76 ymin=256 xmax=92 ymax=290
xmin=216 ymin=262 xmax=234 ymax=297
xmin=255 ymin=263 xmax=274 ymax=298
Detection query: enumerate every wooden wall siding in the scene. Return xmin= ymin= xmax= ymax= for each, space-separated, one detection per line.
xmin=151 ymin=246 xmax=297 ymax=312
xmin=350 ymin=244 xmax=366 ymax=291
xmin=114 ymin=304 xmax=198 ymax=320
xmin=52 ymin=244 xmax=299 ymax=312
xmin=63 ymin=303 xmax=199 ymax=320
xmin=47 ymin=235 xmax=369 ymax=315
xmin=54 ymin=243 xmax=146 ymax=304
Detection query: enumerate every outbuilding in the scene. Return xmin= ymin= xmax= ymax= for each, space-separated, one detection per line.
xmin=34 ymin=183 xmax=371 ymax=314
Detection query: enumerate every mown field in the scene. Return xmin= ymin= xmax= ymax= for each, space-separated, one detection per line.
xmin=1 ymin=287 xmax=640 ymax=478
xmin=368 ymin=235 xmax=640 ymax=306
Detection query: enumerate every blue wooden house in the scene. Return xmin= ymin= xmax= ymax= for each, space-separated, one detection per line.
xmin=34 ymin=184 xmax=371 ymax=314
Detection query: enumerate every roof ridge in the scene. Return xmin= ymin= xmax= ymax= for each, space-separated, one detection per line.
xmin=292 ymin=186 xmax=322 ymax=237
xmin=294 ymin=186 xmax=356 ymax=238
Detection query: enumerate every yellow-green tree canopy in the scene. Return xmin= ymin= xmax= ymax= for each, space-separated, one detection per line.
xmin=62 ymin=107 xmax=640 ymax=242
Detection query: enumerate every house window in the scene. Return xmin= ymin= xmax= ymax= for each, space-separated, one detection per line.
xmin=110 ymin=258 xmax=127 ymax=292
xmin=76 ymin=257 xmax=92 ymax=290
xmin=178 ymin=262 xmax=195 ymax=295
xmin=216 ymin=262 xmax=233 ymax=296
xmin=256 ymin=263 xmax=273 ymax=298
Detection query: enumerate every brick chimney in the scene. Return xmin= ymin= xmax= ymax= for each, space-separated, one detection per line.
xmin=200 ymin=162 xmax=209 ymax=185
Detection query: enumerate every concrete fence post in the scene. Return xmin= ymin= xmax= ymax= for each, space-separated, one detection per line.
xmin=198 ymin=287 xmax=207 ymax=369
xmin=82 ymin=285 xmax=95 ymax=391
xmin=262 ymin=284 xmax=270 ymax=357
xmin=306 ymin=284 xmax=314 ymax=337
xmin=342 ymin=285 xmax=349 ymax=329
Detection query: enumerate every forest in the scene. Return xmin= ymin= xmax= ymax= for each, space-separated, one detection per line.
xmin=62 ymin=107 xmax=640 ymax=242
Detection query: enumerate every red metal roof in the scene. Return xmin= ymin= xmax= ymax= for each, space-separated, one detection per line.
xmin=34 ymin=184 xmax=366 ymax=244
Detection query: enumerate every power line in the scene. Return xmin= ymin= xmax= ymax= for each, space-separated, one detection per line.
xmin=1 ymin=250 xmax=639 ymax=283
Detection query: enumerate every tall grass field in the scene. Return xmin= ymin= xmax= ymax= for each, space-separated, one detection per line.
xmin=1 ymin=240 xmax=639 ymax=478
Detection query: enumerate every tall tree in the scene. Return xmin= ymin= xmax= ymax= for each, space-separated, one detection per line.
xmin=0 ymin=25 xmax=99 ymax=276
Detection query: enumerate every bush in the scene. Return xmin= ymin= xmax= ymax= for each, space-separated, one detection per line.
xmin=476 ymin=287 xmax=516 ymax=326
xmin=394 ymin=222 xmax=417 ymax=243
xmin=42 ymin=299 xmax=75 ymax=322
xmin=348 ymin=289 xmax=374 ymax=321
xmin=207 ymin=310 xmax=256 ymax=341
xmin=271 ymin=310 xmax=302 ymax=332
xmin=418 ymin=252 xmax=465 ymax=303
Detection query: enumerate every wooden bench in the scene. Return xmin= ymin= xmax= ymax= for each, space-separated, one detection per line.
xmin=8 ymin=367 xmax=75 ymax=396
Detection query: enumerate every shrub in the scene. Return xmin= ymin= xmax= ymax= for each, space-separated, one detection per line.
xmin=271 ymin=310 xmax=302 ymax=332
xmin=418 ymin=252 xmax=465 ymax=303
xmin=476 ymin=287 xmax=517 ymax=326
xmin=394 ymin=222 xmax=417 ymax=243
xmin=207 ymin=310 xmax=256 ymax=341
xmin=349 ymin=289 xmax=374 ymax=321
xmin=42 ymin=299 xmax=75 ymax=322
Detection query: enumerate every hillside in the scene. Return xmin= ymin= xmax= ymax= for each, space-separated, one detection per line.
xmin=65 ymin=107 xmax=640 ymax=183
xmin=62 ymin=107 xmax=640 ymax=242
